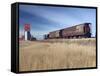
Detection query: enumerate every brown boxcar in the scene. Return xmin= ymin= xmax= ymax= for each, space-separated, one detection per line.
xmin=49 ymin=30 xmax=60 ymax=38
xmin=45 ymin=23 xmax=91 ymax=39
xmin=61 ymin=23 xmax=91 ymax=38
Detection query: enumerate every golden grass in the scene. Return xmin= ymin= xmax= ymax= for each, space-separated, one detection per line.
xmin=19 ymin=38 xmax=96 ymax=71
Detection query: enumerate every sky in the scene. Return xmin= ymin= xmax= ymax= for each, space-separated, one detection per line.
xmin=19 ymin=4 xmax=96 ymax=40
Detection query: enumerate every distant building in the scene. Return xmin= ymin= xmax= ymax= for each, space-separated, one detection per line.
xmin=24 ymin=24 xmax=36 ymax=41
xmin=24 ymin=31 xmax=31 ymax=40
xmin=24 ymin=24 xmax=31 ymax=40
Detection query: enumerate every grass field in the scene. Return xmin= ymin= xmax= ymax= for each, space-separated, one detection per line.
xmin=19 ymin=38 xmax=96 ymax=71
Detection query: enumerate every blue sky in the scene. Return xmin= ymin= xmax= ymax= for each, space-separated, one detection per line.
xmin=19 ymin=5 xmax=96 ymax=40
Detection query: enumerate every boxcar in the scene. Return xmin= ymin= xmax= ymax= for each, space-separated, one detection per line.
xmin=61 ymin=23 xmax=91 ymax=38
xmin=45 ymin=23 xmax=91 ymax=39
xmin=49 ymin=30 xmax=60 ymax=38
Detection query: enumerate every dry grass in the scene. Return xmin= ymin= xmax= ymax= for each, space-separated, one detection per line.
xmin=19 ymin=38 xmax=96 ymax=71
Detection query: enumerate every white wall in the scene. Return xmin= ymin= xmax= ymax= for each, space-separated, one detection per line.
xmin=25 ymin=31 xmax=28 ymax=40
xmin=0 ymin=0 xmax=99 ymax=76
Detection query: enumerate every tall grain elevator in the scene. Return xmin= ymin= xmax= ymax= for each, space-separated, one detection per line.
xmin=24 ymin=24 xmax=31 ymax=40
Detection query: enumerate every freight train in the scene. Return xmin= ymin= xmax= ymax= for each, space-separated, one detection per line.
xmin=44 ymin=23 xmax=91 ymax=39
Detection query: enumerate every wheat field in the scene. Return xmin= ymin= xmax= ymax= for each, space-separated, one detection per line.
xmin=19 ymin=38 xmax=96 ymax=71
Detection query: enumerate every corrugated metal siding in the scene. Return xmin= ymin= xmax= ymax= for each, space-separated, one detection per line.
xmin=62 ymin=25 xmax=84 ymax=37
xmin=49 ymin=30 xmax=60 ymax=38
